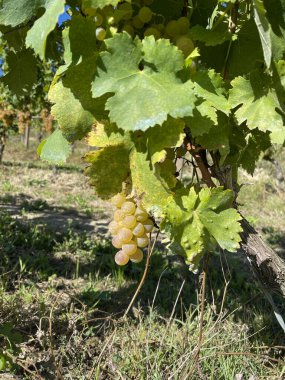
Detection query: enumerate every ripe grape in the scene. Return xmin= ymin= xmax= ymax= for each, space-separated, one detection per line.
xmin=132 ymin=222 xmax=145 ymax=237
xmin=175 ymin=35 xmax=194 ymax=57
xmin=144 ymin=27 xmax=161 ymax=39
xmin=121 ymin=201 xmax=136 ymax=215
xmin=94 ymin=13 xmax=103 ymax=26
xmin=130 ymin=248 xmax=143 ymax=263
xmin=135 ymin=207 xmax=148 ymax=222
xmin=143 ymin=218 xmax=154 ymax=233
xmin=110 ymin=26 xmax=118 ymax=36
xmin=165 ymin=20 xmax=180 ymax=38
xmin=111 ymin=193 xmax=126 ymax=207
xmin=107 ymin=16 xmax=115 ymax=25
xmin=108 ymin=220 xmax=120 ymax=235
xmin=112 ymin=235 xmax=123 ymax=249
xmin=117 ymin=227 xmax=133 ymax=243
xmin=177 ymin=17 xmax=190 ymax=34
xmin=114 ymin=209 xmax=125 ymax=222
xmin=122 ymin=240 xmax=137 ymax=256
xmin=96 ymin=27 xmax=106 ymax=41
xmin=136 ymin=234 xmax=149 ymax=248
xmin=115 ymin=250 xmax=130 ymax=266
xmin=138 ymin=6 xmax=153 ymax=23
xmin=132 ymin=15 xmax=144 ymax=29
xmin=122 ymin=215 xmax=137 ymax=229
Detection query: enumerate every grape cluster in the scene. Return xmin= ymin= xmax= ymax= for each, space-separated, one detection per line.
xmin=108 ymin=192 xmax=154 ymax=266
xmin=0 ymin=108 xmax=15 ymax=128
xmin=82 ymin=0 xmax=194 ymax=57
xmin=17 ymin=111 xmax=31 ymax=134
xmin=40 ymin=108 xmax=54 ymax=134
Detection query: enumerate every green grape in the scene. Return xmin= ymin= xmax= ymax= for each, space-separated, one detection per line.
xmin=108 ymin=220 xmax=120 ymax=235
xmin=117 ymin=227 xmax=133 ymax=243
xmin=111 ymin=193 xmax=126 ymax=207
xmin=135 ymin=207 xmax=148 ymax=222
xmin=115 ymin=250 xmax=130 ymax=265
xmin=132 ymin=15 xmax=144 ymax=29
xmin=144 ymin=27 xmax=161 ymax=39
xmin=132 ymin=222 xmax=145 ymax=237
xmin=121 ymin=201 xmax=136 ymax=215
xmin=130 ymin=248 xmax=144 ymax=263
xmin=153 ymin=23 xmax=164 ymax=33
xmin=0 ymin=355 xmax=6 ymax=371
xmin=138 ymin=6 xmax=153 ymax=23
xmin=143 ymin=218 xmax=154 ymax=233
xmin=136 ymin=234 xmax=149 ymax=248
xmin=96 ymin=27 xmax=106 ymax=41
xmin=83 ymin=7 xmax=97 ymax=16
xmin=112 ymin=235 xmax=123 ymax=249
xmin=114 ymin=209 xmax=125 ymax=222
xmin=165 ymin=20 xmax=180 ymax=38
xmin=94 ymin=13 xmax=103 ymax=26
xmin=118 ymin=2 xmax=133 ymax=20
xmin=107 ymin=16 xmax=115 ymax=25
xmin=123 ymin=24 xmax=135 ymax=37
xmin=110 ymin=26 xmax=118 ymax=36
xmin=175 ymin=35 xmax=194 ymax=57
xmin=102 ymin=5 xmax=114 ymax=17
xmin=177 ymin=16 xmax=190 ymax=34
xmin=122 ymin=215 xmax=137 ymax=229
xmin=122 ymin=240 xmax=137 ymax=256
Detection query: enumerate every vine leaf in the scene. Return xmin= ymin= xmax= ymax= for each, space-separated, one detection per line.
xmin=85 ymin=144 xmax=130 ymax=199
xmin=0 ymin=0 xmax=66 ymax=58
xmin=1 ymin=49 xmax=37 ymax=95
xmin=26 ymin=0 xmax=65 ymax=58
xmin=164 ymin=187 xmax=242 ymax=267
xmin=92 ymin=33 xmax=197 ymax=131
xmin=83 ymin=0 xmax=123 ymax=8
xmin=39 ymin=129 xmax=71 ymax=164
xmin=229 ymin=72 xmax=285 ymax=144
xmin=253 ymin=0 xmax=272 ymax=68
xmin=189 ymin=24 xmax=232 ymax=46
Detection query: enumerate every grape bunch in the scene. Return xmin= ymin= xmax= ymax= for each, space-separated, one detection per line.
xmin=81 ymin=0 xmax=194 ymax=58
xmin=108 ymin=192 xmax=154 ymax=266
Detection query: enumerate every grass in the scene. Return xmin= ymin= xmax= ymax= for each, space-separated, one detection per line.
xmin=0 ymin=135 xmax=285 ymax=379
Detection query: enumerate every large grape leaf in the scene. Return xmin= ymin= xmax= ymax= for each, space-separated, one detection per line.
xmin=0 ymin=0 xmax=45 ymax=27
xmin=49 ymin=55 xmax=108 ymax=141
xmin=87 ymin=122 xmax=126 ymax=148
xmin=189 ymin=25 xmax=232 ymax=46
xmin=84 ymin=145 xmax=131 ymax=199
xmin=164 ymin=187 xmax=242 ymax=267
xmin=229 ymin=72 xmax=285 ymax=144
xmin=1 ymin=49 xmax=37 ymax=95
xmin=92 ymin=33 xmax=197 ymax=131
xmin=26 ymin=0 xmax=65 ymax=58
xmin=83 ymin=0 xmax=123 ymax=8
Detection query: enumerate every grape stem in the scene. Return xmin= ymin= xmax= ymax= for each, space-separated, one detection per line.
xmin=123 ymin=231 xmax=160 ymax=318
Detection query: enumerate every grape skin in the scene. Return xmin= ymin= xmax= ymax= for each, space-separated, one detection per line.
xmin=115 ymin=250 xmax=130 ymax=266
xmin=143 ymin=219 xmax=154 ymax=233
xmin=111 ymin=193 xmax=126 ymax=207
xmin=121 ymin=201 xmax=136 ymax=215
xmin=114 ymin=209 xmax=125 ymax=222
xmin=112 ymin=235 xmax=123 ymax=249
xmin=94 ymin=14 xmax=103 ymax=26
xmin=144 ymin=27 xmax=161 ymax=39
xmin=130 ymin=248 xmax=144 ymax=263
xmin=136 ymin=235 xmax=149 ymax=248
xmin=96 ymin=27 xmax=106 ymax=41
xmin=175 ymin=35 xmax=194 ymax=57
xmin=135 ymin=207 xmax=148 ymax=222
xmin=138 ymin=6 xmax=153 ymax=23
xmin=122 ymin=215 xmax=137 ymax=229
xmin=122 ymin=241 xmax=137 ymax=256
xmin=108 ymin=220 xmax=120 ymax=234
xmin=132 ymin=222 xmax=145 ymax=237
xmin=117 ymin=227 xmax=133 ymax=243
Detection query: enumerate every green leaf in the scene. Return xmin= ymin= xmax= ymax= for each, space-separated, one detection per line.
xmin=164 ymin=187 xmax=242 ymax=267
xmin=92 ymin=33 xmax=197 ymax=131
xmin=0 ymin=0 xmax=45 ymax=27
xmin=40 ymin=129 xmax=71 ymax=164
xmin=1 ymin=49 xmax=37 ymax=95
xmin=26 ymin=0 xmax=65 ymax=58
xmin=189 ymin=24 xmax=232 ymax=46
xmin=87 ymin=122 xmax=126 ymax=148
xmin=83 ymin=0 xmax=122 ymax=8
xmin=49 ymin=55 xmax=108 ymax=141
xmin=229 ymin=72 xmax=285 ymax=144
xmin=144 ymin=118 xmax=185 ymax=164
xmin=85 ymin=144 xmax=130 ymax=199
xmin=253 ymin=0 xmax=272 ymax=68
xmin=130 ymin=149 xmax=174 ymax=215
